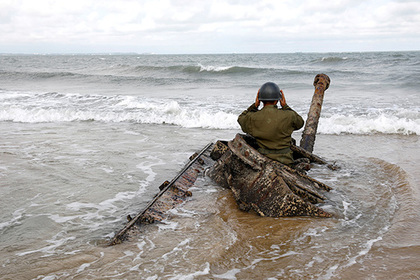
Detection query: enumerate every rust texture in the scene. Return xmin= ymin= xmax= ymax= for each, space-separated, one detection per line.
xmin=110 ymin=134 xmax=334 ymax=245
xmin=300 ymin=74 xmax=331 ymax=153
xmin=208 ymin=134 xmax=332 ymax=218
xmin=109 ymin=143 xmax=214 ymax=245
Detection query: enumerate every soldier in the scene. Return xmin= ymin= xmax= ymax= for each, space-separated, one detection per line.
xmin=238 ymin=82 xmax=304 ymax=166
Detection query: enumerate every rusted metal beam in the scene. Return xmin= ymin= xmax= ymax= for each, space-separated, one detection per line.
xmin=300 ymin=74 xmax=330 ymax=153
xmin=108 ymin=142 xmax=213 ymax=246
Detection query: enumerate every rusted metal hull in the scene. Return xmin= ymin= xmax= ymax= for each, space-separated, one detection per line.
xmin=109 ymin=136 xmax=333 ymax=245
xmin=208 ymin=134 xmax=332 ymax=218
xmin=109 ymin=135 xmax=333 ymax=244
xmin=109 ymin=143 xmax=214 ymax=245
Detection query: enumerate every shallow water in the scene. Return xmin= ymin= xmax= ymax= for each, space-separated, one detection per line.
xmin=1 ymin=121 xmax=419 ymax=279
xmin=1 ymin=52 xmax=419 ymax=279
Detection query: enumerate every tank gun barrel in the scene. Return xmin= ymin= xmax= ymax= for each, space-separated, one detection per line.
xmin=300 ymin=74 xmax=330 ymax=153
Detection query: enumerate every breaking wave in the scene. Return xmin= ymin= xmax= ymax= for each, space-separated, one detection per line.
xmin=319 ymin=56 xmax=349 ymax=63
xmin=0 ymin=63 xmax=303 ymax=82
xmin=0 ymin=91 xmax=419 ymax=135
xmin=0 ymin=92 xmax=238 ymax=129
xmin=318 ymin=113 xmax=420 ymax=135
xmin=133 ymin=64 xmax=276 ymax=75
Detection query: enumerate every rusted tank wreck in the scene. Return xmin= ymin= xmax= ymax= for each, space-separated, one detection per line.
xmin=109 ymin=74 xmax=332 ymax=245
xmin=208 ymin=73 xmax=333 ymax=219
xmin=208 ymin=134 xmax=332 ymax=218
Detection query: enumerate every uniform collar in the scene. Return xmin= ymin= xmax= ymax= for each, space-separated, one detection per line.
xmin=262 ymin=104 xmax=278 ymax=109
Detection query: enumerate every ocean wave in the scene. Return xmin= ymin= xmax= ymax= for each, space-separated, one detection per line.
xmin=312 ymin=56 xmax=350 ymax=64
xmin=0 ymin=104 xmax=238 ymax=129
xmin=198 ymin=64 xmax=233 ymax=72
xmin=196 ymin=64 xmax=258 ymax=74
xmin=184 ymin=64 xmax=310 ymax=76
xmin=131 ymin=64 xmax=261 ymax=75
xmin=318 ymin=113 xmax=420 ymax=135
xmin=0 ymin=64 xmax=259 ymax=79
xmin=0 ymin=70 xmax=85 ymax=80
xmin=78 ymin=63 xmax=300 ymax=76
xmin=0 ymin=63 xmax=313 ymax=83
xmin=0 ymin=93 xmax=238 ymax=129
xmin=124 ymin=64 xmax=253 ymax=75
xmin=1 ymin=92 xmax=419 ymax=135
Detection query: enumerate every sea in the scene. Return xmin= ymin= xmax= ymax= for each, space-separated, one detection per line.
xmin=0 ymin=52 xmax=419 ymax=280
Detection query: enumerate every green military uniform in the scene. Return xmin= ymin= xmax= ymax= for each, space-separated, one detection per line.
xmin=238 ymin=103 xmax=304 ymax=165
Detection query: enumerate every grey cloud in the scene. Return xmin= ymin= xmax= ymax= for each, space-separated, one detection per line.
xmin=0 ymin=0 xmax=419 ymax=53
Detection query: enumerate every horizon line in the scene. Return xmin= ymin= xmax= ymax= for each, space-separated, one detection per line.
xmin=1 ymin=50 xmax=419 ymax=56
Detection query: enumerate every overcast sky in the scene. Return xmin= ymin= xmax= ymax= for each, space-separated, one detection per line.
xmin=1 ymin=0 xmax=419 ymax=54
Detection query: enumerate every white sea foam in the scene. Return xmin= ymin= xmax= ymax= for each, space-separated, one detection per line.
xmin=341 ymin=224 xmax=389 ymax=270
xmin=0 ymin=208 xmax=24 ymax=230
xmin=135 ymin=153 xmax=166 ymax=182
xmin=37 ymin=275 xmax=59 ymax=280
xmin=160 ymin=238 xmax=192 ymax=262
xmin=0 ymin=93 xmax=239 ymax=129
xmin=17 ymin=232 xmax=76 ymax=257
xmin=157 ymin=220 xmax=179 ymax=231
xmin=76 ymin=263 xmax=91 ymax=273
xmin=0 ymin=91 xmax=419 ymax=135
xmin=213 ymin=268 xmax=241 ymax=280
xmin=318 ymin=113 xmax=420 ymax=135
xmin=168 ymin=208 xmax=197 ymax=218
xmin=48 ymin=214 xmax=78 ymax=223
xmin=45 ymin=185 xmax=149 ymax=235
xmin=169 ymin=262 xmax=210 ymax=280
xmin=198 ymin=64 xmax=233 ymax=72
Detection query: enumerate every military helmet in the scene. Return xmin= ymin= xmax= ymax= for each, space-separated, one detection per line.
xmin=259 ymin=82 xmax=282 ymax=101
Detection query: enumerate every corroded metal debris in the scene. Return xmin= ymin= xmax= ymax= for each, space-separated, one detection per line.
xmin=109 ymin=134 xmax=333 ymax=245
xmin=109 ymin=143 xmax=214 ymax=245
xmin=208 ymin=134 xmax=332 ymax=218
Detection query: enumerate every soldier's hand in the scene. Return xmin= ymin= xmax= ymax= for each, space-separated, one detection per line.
xmin=255 ymin=90 xmax=261 ymax=108
xmin=280 ymin=90 xmax=287 ymax=107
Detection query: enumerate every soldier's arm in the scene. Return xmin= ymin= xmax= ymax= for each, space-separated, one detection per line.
xmin=238 ymin=103 xmax=258 ymax=133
